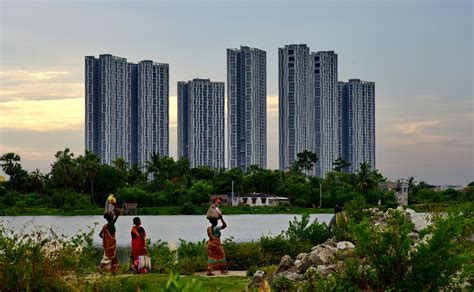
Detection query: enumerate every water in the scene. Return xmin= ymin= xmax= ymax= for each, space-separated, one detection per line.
xmin=1 ymin=214 xmax=333 ymax=248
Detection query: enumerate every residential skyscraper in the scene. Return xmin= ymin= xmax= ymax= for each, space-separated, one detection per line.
xmin=278 ymin=44 xmax=314 ymax=171
xmin=340 ymin=79 xmax=376 ymax=173
xmin=135 ymin=61 xmax=169 ymax=169
xmin=227 ymin=46 xmax=267 ymax=171
xmin=178 ymin=79 xmax=225 ymax=169
xmin=312 ymin=51 xmax=339 ymax=178
xmin=85 ymin=54 xmax=130 ymax=165
xmin=85 ymin=54 xmax=169 ymax=168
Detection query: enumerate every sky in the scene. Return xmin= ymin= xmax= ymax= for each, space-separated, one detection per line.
xmin=0 ymin=0 xmax=472 ymax=185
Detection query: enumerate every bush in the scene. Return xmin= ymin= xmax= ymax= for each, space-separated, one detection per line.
xmin=0 ymin=221 xmax=98 ymax=290
xmin=223 ymin=238 xmax=266 ymax=270
xmin=151 ymin=240 xmax=177 ymax=273
xmin=285 ymin=213 xmax=330 ymax=246
xmin=176 ymin=239 xmax=207 ymax=274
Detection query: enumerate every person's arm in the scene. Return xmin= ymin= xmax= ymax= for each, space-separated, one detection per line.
xmin=220 ymin=216 xmax=227 ymax=230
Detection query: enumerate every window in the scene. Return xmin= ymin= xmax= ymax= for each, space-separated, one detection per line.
xmin=261 ymin=198 xmax=267 ymax=204
xmin=252 ymin=198 xmax=257 ymax=204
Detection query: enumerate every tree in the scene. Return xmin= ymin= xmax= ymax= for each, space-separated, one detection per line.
xmin=77 ymin=151 xmax=101 ymax=203
xmin=29 ymin=168 xmax=45 ymax=194
xmin=0 ymin=152 xmax=23 ymax=190
xmin=333 ymin=157 xmax=351 ymax=172
xmin=50 ymin=148 xmax=81 ymax=190
xmin=354 ymin=163 xmax=376 ymax=194
xmin=112 ymin=158 xmax=128 ymax=172
xmin=292 ymin=150 xmax=318 ymax=175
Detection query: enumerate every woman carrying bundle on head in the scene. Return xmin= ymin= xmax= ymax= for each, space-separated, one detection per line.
xmin=206 ymin=214 xmax=227 ymax=276
xmin=97 ymin=209 xmax=120 ymax=274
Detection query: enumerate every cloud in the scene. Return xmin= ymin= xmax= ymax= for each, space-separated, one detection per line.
xmin=0 ymin=70 xmax=82 ymax=101
xmin=397 ymin=120 xmax=440 ymax=134
xmin=0 ymin=98 xmax=84 ymax=131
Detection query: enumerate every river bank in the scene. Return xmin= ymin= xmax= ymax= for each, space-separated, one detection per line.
xmin=0 ymin=205 xmax=334 ymax=216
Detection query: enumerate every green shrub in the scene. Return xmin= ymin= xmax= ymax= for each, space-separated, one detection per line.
xmin=151 ymin=240 xmax=177 ymax=273
xmin=285 ymin=213 xmax=331 ymax=246
xmin=176 ymin=239 xmax=207 ymax=274
xmin=223 ymin=238 xmax=266 ymax=270
xmin=271 ymin=275 xmax=297 ymax=291
xmin=0 ymin=222 xmax=97 ymax=291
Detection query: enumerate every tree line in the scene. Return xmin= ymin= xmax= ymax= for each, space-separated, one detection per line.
xmin=0 ymin=149 xmax=472 ymax=212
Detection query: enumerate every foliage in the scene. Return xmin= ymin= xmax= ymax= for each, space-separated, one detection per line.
xmin=285 ymin=213 xmax=331 ymax=246
xmin=0 ymin=221 xmax=98 ymax=291
xmin=176 ymin=239 xmax=207 ymax=274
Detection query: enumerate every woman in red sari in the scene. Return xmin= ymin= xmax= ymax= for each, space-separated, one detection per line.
xmin=97 ymin=212 xmax=120 ymax=274
xmin=207 ymin=216 xmax=227 ymax=276
xmin=131 ymin=217 xmax=149 ymax=273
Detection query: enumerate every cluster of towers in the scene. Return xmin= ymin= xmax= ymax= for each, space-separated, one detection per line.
xmin=85 ymin=45 xmax=375 ymax=177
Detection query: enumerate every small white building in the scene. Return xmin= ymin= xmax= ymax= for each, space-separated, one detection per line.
xmin=380 ymin=181 xmax=409 ymax=206
xmin=237 ymin=193 xmax=290 ymax=207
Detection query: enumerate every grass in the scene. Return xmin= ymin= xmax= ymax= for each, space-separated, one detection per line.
xmin=83 ymin=273 xmax=249 ymax=291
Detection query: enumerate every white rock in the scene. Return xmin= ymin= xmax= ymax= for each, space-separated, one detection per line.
xmin=336 ymin=241 xmax=355 ymax=251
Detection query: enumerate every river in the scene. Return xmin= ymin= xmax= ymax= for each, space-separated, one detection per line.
xmin=1 ymin=214 xmax=334 ymax=248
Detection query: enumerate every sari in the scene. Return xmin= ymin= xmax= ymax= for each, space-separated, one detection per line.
xmin=100 ymin=223 xmax=120 ymax=272
xmin=131 ymin=225 xmax=149 ymax=273
xmin=207 ymin=226 xmax=226 ymax=270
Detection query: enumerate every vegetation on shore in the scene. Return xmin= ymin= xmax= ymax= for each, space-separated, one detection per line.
xmin=1 ymin=199 xmax=472 ymax=291
xmin=1 ymin=149 xmax=472 ymax=216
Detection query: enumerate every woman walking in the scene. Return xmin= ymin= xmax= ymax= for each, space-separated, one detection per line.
xmin=207 ymin=215 xmax=227 ymax=276
xmin=131 ymin=217 xmax=149 ymax=273
xmin=97 ymin=212 xmax=120 ymax=274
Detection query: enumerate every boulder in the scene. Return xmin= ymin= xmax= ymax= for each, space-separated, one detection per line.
xmin=336 ymin=241 xmax=355 ymax=251
xmin=296 ymin=253 xmax=307 ymax=260
xmin=280 ymin=271 xmax=304 ymax=281
xmin=405 ymin=208 xmax=429 ymax=232
xmin=308 ymin=246 xmax=334 ymax=266
xmin=294 ymin=253 xmax=311 ymax=273
xmin=335 ymin=249 xmax=354 ymax=260
xmin=316 ymin=264 xmax=337 ymax=276
xmin=248 ymin=270 xmax=265 ymax=289
xmin=275 ymin=255 xmax=294 ymax=274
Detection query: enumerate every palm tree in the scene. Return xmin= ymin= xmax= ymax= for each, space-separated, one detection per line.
xmin=51 ymin=148 xmax=77 ymax=189
xmin=333 ymin=157 xmax=351 ymax=172
xmin=0 ymin=152 xmax=21 ymax=189
xmin=112 ymin=158 xmax=128 ymax=172
xmin=29 ymin=168 xmax=45 ymax=194
xmin=146 ymin=153 xmax=161 ymax=180
xmin=77 ymin=150 xmax=101 ymax=203
xmin=354 ymin=163 xmax=376 ymax=194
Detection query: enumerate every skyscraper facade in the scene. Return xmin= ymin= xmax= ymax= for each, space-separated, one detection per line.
xmin=278 ymin=44 xmax=314 ymax=171
xmin=85 ymin=54 xmax=169 ymax=168
xmin=85 ymin=54 xmax=130 ymax=165
xmin=136 ymin=61 xmax=169 ymax=169
xmin=178 ymin=79 xmax=225 ymax=169
xmin=312 ymin=51 xmax=339 ymax=178
xmin=227 ymin=46 xmax=267 ymax=171
xmin=340 ymin=79 xmax=376 ymax=173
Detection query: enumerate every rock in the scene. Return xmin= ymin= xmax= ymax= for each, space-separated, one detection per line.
xmin=275 ymin=255 xmax=294 ymax=274
xmin=281 ymin=271 xmax=304 ymax=281
xmin=296 ymin=253 xmax=307 ymax=260
xmin=405 ymin=208 xmax=429 ymax=232
xmin=336 ymin=241 xmax=355 ymax=251
xmin=335 ymin=249 xmax=354 ymax=260
xmin=316 ymin=264 xmax=337 ymax=276
xmin=408 ymin=232 xmax=419 ymax=240
xmin=248 ymin=270 xmax=265 ymax=289
xmin=294 ymin=253 xmax=311 ymax=273
xmin=308 ymin=246 xmax=334 ymax=266
xmin=323 ymin=238 xmax=338 ymax=247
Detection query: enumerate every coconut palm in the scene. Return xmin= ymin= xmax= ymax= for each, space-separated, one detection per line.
xmin=354 ymin=162 xmax=376 ymax=194
xmin=77 ymin=150 xmax=101 ymax=203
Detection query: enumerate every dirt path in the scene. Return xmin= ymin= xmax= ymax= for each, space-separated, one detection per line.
xmin=193 ymin=270 xmax=248 ymax=277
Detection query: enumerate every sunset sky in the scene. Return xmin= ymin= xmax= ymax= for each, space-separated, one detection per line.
xmin=0 ymin=0 xmax=472 ymax=185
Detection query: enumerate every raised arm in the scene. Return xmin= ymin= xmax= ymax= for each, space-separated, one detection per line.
xmin=220 ymin=216 xmax=227 ymax=230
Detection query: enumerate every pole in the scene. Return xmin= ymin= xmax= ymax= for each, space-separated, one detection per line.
xmin=319 ymin=183 xmax=322 ymax=208
xmin=231 ymin=180 xmax=234 ymax=206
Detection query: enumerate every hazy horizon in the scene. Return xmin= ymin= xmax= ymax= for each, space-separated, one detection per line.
xmin=0 ymin=0 xmax=472 ymax=185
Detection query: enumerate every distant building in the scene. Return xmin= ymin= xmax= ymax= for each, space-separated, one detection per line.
xmin=227 ymin=46 xmax=267 ymax=171
xmin=278 ymin=44 xmax=313 ymax=172
xmin=178 ymin=79 xmax=225 ymax=169
xmin=237 ymin=193 xmax=291 ymax=207
xmin=85 ymin=54 xmax=130 ymax=165
xmin=85 ymin=54 xmax=169 ymax=167
xmin=339 ymin=79 xmax=375 ymax=173
xmin=380 ymin=181 xmax=409 ymax=206
xmin=312 ymin=51 xmax=339 ymax=178
xmin=134 ymin=61 xmax=169 ymax=169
